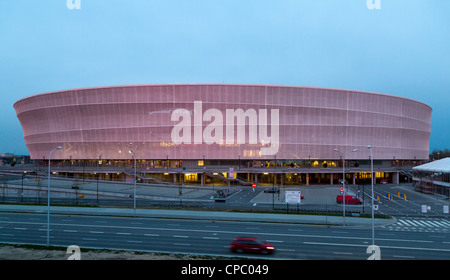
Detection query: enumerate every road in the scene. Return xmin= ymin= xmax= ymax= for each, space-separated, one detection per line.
xmin=367 ymin=184 xmax=449 ymax=217
xmin=0 ymin=212 xmax=449 ymax=260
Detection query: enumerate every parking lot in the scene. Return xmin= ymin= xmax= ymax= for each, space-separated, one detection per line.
xmin=0 ymin=172 xmax=448 ymax=218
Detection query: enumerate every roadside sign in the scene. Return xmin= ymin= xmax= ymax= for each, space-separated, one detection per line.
xmin=252 ymin=183 xmax=256 ymax=188
xmin=421 ymin=205 xmax=427 ymax=213
xmin=285 ymin=191 xmax=301 ymax=204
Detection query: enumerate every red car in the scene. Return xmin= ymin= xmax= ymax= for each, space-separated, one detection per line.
xmin=336 ymin=195 xmax=362 ymax=205
xmin=229 ymin=237 xmax=275 ymax=255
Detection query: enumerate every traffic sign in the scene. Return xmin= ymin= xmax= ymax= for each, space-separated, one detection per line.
xmin=285 ymin=191 xmax=302 ymax=204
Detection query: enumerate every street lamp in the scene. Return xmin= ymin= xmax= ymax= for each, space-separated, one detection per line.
xmin=333 ymin=148 xmax=358 ymax=226
xmin=21 ymin=171 xmax=27 ymax=202
xmin=47 ymin=146 xmax=62 ymax=246
xmin=368 ymin=145 xmax=375 ymax=255
xmin=129 ymin=149 xmax=136 ymax=217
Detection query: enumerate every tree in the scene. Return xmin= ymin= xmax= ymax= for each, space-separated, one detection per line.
xmin=430 ymin=149 xmax=450 ymax=160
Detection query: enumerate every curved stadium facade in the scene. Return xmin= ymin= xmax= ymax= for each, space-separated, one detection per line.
xmin=14 ymin=84 xmax=431 ymax=185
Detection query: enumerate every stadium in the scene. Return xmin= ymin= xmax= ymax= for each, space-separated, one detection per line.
xmin=14 ymin=83 xmax=431 ymax=186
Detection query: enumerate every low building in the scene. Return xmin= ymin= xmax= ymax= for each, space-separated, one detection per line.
xmin=412 ymin=158 xmax=450 ymax=197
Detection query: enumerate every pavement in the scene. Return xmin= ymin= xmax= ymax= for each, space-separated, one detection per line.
xmin=0 ymin=204 xmax=394 ymax=227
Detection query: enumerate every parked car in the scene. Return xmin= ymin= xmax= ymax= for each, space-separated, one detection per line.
xmin=336 ymin=195 xmax=362 ymax=205
xmin=229 ymin=237 xmax=275 ymax=255
xmin=264 ymin=187 xmax=279 ymax=193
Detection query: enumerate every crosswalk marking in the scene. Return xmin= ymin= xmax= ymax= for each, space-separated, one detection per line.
xmin=439 ymin=220 xmax=450 ymax=227
xmin=397 ymin=220 xmax=411 ymax=226
xmin=388 ymin=218 xmax=450 ymax=233
xmin=416 ymin=220 xmax=435 ymax=227
xmin=434 ymin=221 xmax=448 ymax=227
xmin=400 ymin=220 xmax=417 ymax=226
xmin=407 ymin=220 xmax=424 ymax=227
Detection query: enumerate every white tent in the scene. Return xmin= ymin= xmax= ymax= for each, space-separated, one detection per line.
xmin=412 ymin=158 xmax=450 ymax=173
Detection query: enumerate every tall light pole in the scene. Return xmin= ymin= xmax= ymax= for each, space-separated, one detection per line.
xmin=333 ymin=148 xmax=358 ymax=226
xmin=21 ymin=171 xmax=27 ymax=202
xmin=368 ymin=145 xmax=375 ymax=253
xmin=129 ymin=149 xmax=136 ymax=217
xmin=47 ymin=146 xmax=62 ymax=246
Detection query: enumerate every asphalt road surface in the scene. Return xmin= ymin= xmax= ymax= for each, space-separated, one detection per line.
xmin=0 ymin=212 xmax=448 ymax=260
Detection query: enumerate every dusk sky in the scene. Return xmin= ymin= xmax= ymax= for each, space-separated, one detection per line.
xmin=1 ymin=0 xmax=449 ymax=155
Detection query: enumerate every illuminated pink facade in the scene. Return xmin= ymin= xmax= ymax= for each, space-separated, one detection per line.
xmin=14 ymin=84 xmax=431 ymax=161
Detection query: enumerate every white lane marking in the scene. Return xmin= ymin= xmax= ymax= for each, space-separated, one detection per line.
xmin=303 ymin=242 xmax=450 ymax=252
xmin=393 ymin=255 xmax=415 ymax=259
xmin=144 ymin=233 xmax=159 ymax=237
xmin=277 ymin=248 xmax=295 ymax=252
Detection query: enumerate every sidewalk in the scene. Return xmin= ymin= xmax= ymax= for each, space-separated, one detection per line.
xmin=0 ymin=204 xmax=394 ymax=227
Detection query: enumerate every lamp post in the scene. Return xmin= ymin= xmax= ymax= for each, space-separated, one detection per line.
xmin=368 ymin=145 xmax=375 ymax=253
xmin=47 ymin=146 xmax=62 ymax=246
xmin=21 ymin=171 xmax=27 ymax=202
xmin=129 ymin=149 xmax=136 ymax=217
xmin=333 ymin=148 xmax=358 ymax=226
xmin=96 ymin=173 xmax=99 ymax=204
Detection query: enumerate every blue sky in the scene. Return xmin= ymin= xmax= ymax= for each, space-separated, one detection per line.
xmin=1 ymin=0 xmax=449 ymax=155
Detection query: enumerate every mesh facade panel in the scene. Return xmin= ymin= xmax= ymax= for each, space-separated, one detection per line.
xmin=14 ymin=84 xmax=431 ymax=160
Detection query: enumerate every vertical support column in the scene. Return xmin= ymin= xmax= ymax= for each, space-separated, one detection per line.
xmin=306 ymin=173 xmax=309 ymax=186
xmin=174 ymin=173 xmax=177 ymax=184
xmin=353 ymin=173 xmax=356 ymax=185
xmin=393 ymin=172 xmax=399 ymax=184
xmin=330 ymin=174 xmax=334 ymax=185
